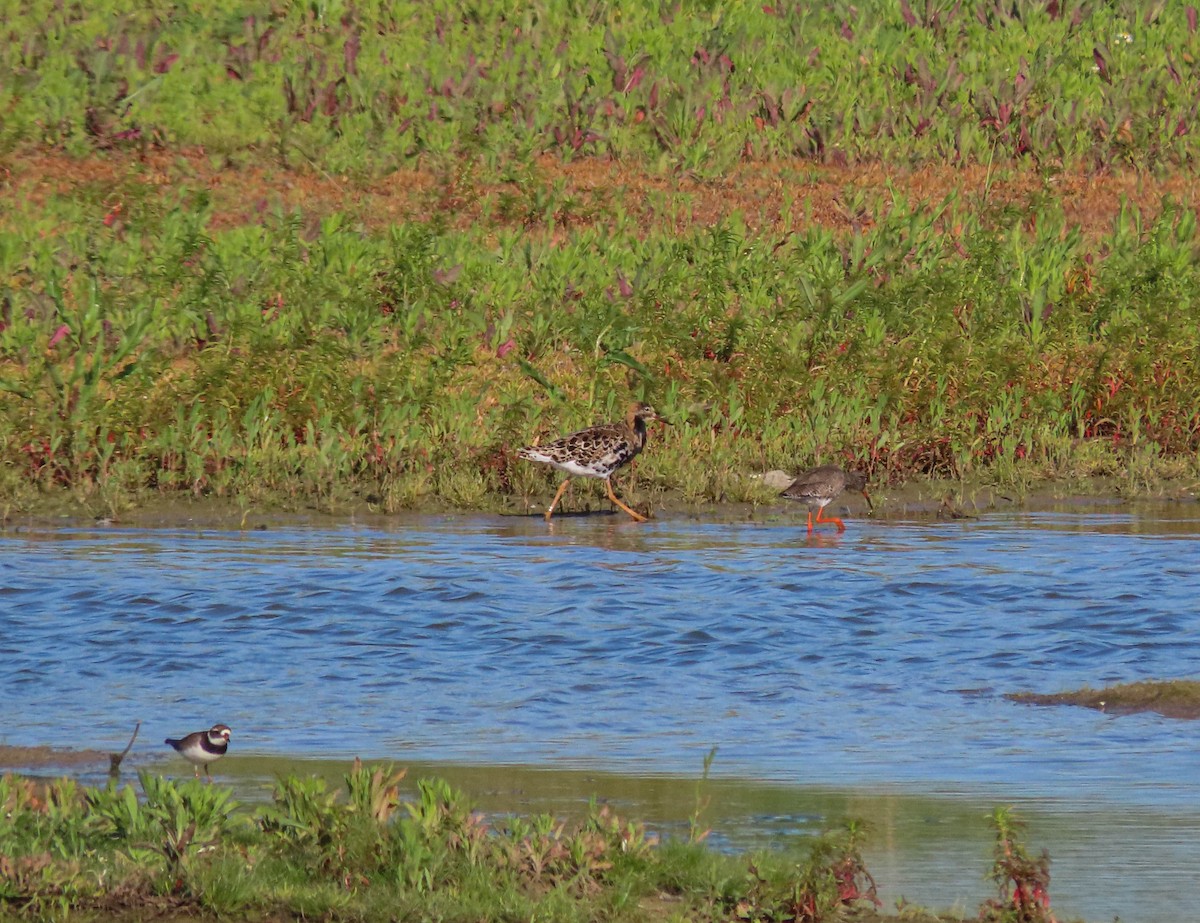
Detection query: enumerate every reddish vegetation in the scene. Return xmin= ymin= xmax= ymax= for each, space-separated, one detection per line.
xmin=6 ymin=149 xmax=1200 ymax=241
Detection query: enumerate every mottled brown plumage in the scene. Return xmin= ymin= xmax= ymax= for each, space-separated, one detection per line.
xmin=518 ymin=403 xmax=665 ymax=522
xmin=781 ymin=464 xmax=872 ymax=534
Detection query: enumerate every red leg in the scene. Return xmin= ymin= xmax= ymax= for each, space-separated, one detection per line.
xmin=814 ymin=505 xmax=846 ymax=533
xmin=806 ymin=511 xmax=814 ymax=534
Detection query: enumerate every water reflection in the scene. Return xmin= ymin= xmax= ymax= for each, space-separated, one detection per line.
xmin=2 ymin=501 xmax=1200 ymax=921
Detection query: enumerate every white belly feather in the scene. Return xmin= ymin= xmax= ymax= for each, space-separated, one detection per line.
xmin=522 ymin=451 xmax=613 ymax=478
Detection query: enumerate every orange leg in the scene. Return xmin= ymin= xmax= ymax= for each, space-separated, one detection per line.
xmin=545 ymin=478 xmax=572 ymax=521
xmin=806 ymin=511 xmax=814 ymax=534
xmin=814 ymin=505 xmax=846 ymax=533
xmin=604 ymin=478 xmax=648 ymax=523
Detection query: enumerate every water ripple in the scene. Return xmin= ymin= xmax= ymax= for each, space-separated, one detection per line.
xmin=2 ymin=509 xmax=1199 ymax=808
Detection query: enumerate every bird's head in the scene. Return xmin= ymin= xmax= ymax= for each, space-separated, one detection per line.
xmin=630 ymin=402 xmax=670 ymax=426
xmin=845 ymin=471 xmax=874 ymax=511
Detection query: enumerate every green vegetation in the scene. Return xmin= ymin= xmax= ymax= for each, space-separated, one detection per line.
xmin=979 ymin=807 xmax=1056 ymax=923
xmin=3 ymin=170 xmax=1198 ymax=515
xmin=0 ymin=767 xmax=1064 ymax=923
xmin=2 ymin=1 xmax=1199 ymax=516
xmin=3 ymin=0 xmax=1199 ymax=172
xmin=1008 ymin=679 xmax=1200 ymax=718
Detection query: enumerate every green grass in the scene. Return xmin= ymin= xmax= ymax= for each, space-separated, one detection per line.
xmin=3 ymin=0 xmax=1199 ymax=173
xmin=1007 ymin=679 xmax=1200 ymax=718
xmin=2 ymin=178 xmax=1199 ymax=514
xmin=3 ymin=2 xmax=1200 ymax=515
xmin=0 ymin=768 xmax=1062 ymax=923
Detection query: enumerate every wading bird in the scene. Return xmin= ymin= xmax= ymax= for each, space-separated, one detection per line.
xmin=781 ymin=464 xmax=873 ymax=534
xmin=518 ymin=403 xmax=667 ymax=523
xmin=164 ymin=723 xmax=231 ymax=779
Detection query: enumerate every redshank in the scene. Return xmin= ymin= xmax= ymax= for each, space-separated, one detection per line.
xmin=781 ymin=464 xmax=873 ymax=534
xmin=517 ymin=402 xmax=666 ymax=522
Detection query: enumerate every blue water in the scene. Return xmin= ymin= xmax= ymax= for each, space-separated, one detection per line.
xmin=2 ymin=501 xmax=1199 ymax=921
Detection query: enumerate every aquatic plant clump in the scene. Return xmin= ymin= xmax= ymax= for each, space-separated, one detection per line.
xmin=0 ymin=767 xmax=934 ymax=922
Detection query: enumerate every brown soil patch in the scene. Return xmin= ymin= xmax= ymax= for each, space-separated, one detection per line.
xmin=4 ymin=147 xmax=1199 ymax=243
xmin=1007 ymin=679 xmax=1200 ymax=719
xmin=0 ymin=743 xmax=111 ymax=771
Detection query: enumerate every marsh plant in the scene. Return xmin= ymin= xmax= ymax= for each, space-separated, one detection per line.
xmin=2 ymin=190 xmax=1199 ymax=513
xmin=3 ymin=2 xmax=1200 ymax=514
xmin=87 ymin=771 xmax=238 ymax=875
xmin=978 ymin=807 xmax=1057 ymax=923
xmin=3 ymin=2 xmax=1200 ymax=172
xmin=0 ymin=767 xmax=1053 ymax=923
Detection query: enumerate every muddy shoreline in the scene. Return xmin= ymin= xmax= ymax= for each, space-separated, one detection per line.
xmin=1 ymin=474 xmax=1197 ymax=532
xmin=4 ymin=683 xmax=1197 ymax=793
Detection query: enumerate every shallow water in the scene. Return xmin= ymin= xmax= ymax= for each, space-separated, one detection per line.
xmin=2 ymin=499 xmax=1199 ymax=921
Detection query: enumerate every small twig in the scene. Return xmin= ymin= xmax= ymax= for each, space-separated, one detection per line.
xmin=109 ymin=721 xmax=141 ymax=778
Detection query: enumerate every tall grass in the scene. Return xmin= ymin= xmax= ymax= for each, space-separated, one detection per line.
xmin=1 ymin=176 xmax=1199 ymax=512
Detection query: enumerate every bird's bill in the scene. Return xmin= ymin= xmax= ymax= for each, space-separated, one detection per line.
xmin=861 ymin=489 xmax=874 ymax=512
